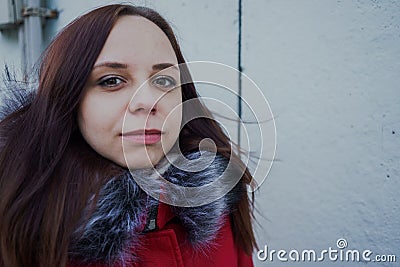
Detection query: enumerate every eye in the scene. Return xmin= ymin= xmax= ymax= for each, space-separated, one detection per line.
xmin=98 ymin=76 xmax=125 ymax=88
xmin=151 ymin=75 xmax=177 ymax=90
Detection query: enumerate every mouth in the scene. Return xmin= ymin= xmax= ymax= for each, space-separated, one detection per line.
xmin=121 ymin=129 xmax=163 ymax=145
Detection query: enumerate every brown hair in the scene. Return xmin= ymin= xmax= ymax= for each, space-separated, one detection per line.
xmin=0 ymin=4 xmax=256 ymax=267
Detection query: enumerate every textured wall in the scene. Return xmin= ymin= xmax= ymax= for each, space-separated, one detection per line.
xmin=1 ymin=0 xmax=399 ymax=266
xmin=244 ymin=1 xmax=400 ymax=266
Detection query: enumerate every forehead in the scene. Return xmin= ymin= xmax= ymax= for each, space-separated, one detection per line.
xmin=95 ymin=15 xmax=178 ymax=66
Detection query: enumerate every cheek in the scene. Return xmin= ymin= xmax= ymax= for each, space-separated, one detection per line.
xmin=160 ymin=92 xmax=182 ymax=150
xmin=164 ymin=91 xmax=182 ymax=129
xmin=77 ymin=94 xmax=121 ymax=145
xmin=78 ymin=97 xmax=101 ymax=137
xmin=78 ymin=106 xmax=101 ymax=155
xmin=77 ymin=94 xmax=128 ymax=166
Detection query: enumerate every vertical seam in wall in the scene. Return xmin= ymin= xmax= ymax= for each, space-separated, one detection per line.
xmin=237 ymin=0 xmax=243 ymax=147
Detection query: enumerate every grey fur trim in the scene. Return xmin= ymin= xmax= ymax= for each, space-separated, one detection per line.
xmin=68 ymin=171 xmax=148 ymax=265
xmin=69 ymin=152 xmax=243 ymax=265
xmin=0 ymin=67 xmax=35 ymax=121
xmin=165 ymin=152 xmax=243 ymax=247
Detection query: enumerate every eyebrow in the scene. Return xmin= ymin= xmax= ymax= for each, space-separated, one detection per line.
xmin=93 ymin=62 xmax=128 ymax=70
xmin=92 ymin=62 xmax=179 ymax=72
xmin=152 ymin=63 xmax=179 ymax=72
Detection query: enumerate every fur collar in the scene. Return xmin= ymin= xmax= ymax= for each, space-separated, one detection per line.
xmin=0 ymin=67 xmax=34 ymax=121
xmin=68 ymin=152 xmax=243 ymax=265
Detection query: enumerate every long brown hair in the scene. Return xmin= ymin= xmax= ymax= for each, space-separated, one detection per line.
xmin=0 ymin=4 xmax=256 ymax=267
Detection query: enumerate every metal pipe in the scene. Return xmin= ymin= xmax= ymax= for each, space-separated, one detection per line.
xmin=23 ymin=0 xmax=42 ymax=74
xmin=19 ymin=24 xmax=26 ymax=77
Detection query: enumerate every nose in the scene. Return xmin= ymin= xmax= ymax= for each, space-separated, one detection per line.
xmin=128 ymin=82 xmax=159 ymax=115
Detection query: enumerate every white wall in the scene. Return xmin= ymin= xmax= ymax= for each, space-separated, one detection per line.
xmin=1 ymin=1 xmax=399 ymax=266
xmin=244 ymin=1 xmax=400 ymax=266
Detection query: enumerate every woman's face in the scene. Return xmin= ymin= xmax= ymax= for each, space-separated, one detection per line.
xmin=78 ymin=16 xmax=182 ymax=169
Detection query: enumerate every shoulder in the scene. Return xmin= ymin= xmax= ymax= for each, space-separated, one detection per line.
xmin=208 ymin=216 xmax=254 ymax=267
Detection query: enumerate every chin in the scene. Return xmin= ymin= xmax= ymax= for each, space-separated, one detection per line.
xmin=124 ymin=152 xmax=164 ymax=170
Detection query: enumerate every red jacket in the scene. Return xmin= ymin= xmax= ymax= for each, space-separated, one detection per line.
xmin=69 ymin=202 xmax=253 ymax=267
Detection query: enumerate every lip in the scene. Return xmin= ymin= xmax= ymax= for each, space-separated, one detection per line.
xmin=122 ymin=129 xmax=163 ymax=145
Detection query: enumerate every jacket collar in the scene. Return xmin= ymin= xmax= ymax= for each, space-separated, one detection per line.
xmin=68 ymin=152 xmax=243 ymax=265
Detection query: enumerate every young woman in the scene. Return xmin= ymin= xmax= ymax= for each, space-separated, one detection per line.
xmin=0 ymin=4 xmax=256 ymax=267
